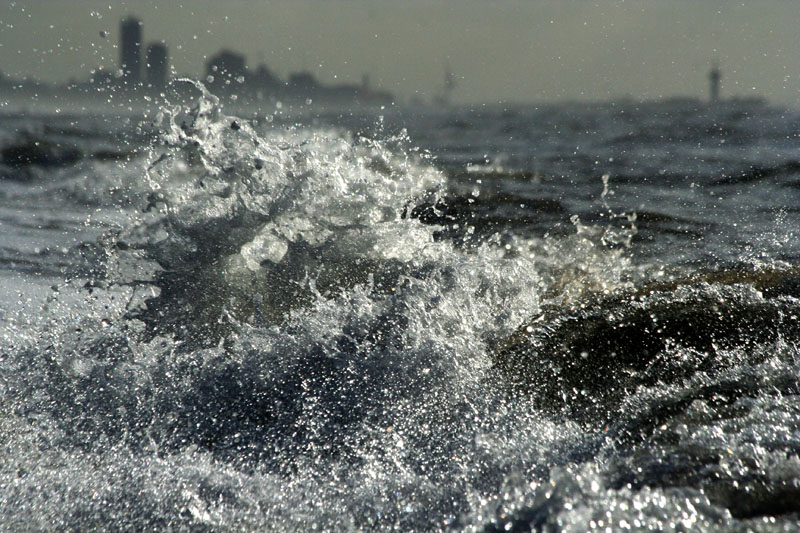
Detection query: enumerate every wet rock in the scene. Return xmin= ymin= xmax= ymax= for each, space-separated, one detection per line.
xmin=493 ymin=267 xmax=800 ymax=419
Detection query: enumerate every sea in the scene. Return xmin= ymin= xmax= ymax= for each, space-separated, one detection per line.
xmin=2 ymin=85 xmax=800 ymax=531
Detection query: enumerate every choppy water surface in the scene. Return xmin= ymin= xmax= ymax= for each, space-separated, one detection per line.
xmin=2 ymin=91 xmax=800 ymax=531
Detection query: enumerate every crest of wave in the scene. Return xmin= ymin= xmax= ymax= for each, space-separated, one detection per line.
xmin=109 ymin=79 xmax=547 ymax=360
xmin=121 ymin=81 xmax=474 ymax=336
xmin=149 ymin=83 xmax=441 ymax=264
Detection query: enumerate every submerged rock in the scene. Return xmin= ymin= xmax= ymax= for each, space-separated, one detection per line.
xmin=493 ymin=267 xmax=800 ymax=419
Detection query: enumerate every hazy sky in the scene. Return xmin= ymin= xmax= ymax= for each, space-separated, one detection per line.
xmin=1 ymin=1 xmax=799 ymax=105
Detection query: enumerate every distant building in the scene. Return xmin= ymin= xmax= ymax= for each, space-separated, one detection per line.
xmin=288 ymin=72 xmax=318 ymax=94
xmin=90 ymin=67 xmax=114 ymax=87
xmin=250 ymin=64 xmax=280 ymax=89
xmin=709 ymin=63 xmax=721 ymax=103
xmin=146 ymin=43 xmax=169 ymax=88
xmin=120 ymin=17 xmax=142 ymax=84
xmin=206 ymin=50 xmax=247 ymax=91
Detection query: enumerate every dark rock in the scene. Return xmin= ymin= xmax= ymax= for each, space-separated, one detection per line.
xmin=492 ymin=267 xmax=800 ymax=419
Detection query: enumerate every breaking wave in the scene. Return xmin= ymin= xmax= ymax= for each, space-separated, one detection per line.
xmin=2 ymin=86 xmax=800 ymax=531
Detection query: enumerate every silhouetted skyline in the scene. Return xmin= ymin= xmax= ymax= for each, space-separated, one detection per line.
xmin=1 ymin=1 xmax=799 ymax=105
xmin=0 ymin=15 xmax=394 ymax=107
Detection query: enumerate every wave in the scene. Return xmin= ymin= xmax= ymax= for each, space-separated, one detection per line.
xmin=711 ymin=160 xmax=800 ymax=186
xmin=107 ymin=82 xmax=457 ymax=343
xmin=3 ymin=85 xmax=800 ymax=530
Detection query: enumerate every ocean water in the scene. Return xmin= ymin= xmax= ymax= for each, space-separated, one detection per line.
xmin=2 ymin=87 xmax=800 ymax=531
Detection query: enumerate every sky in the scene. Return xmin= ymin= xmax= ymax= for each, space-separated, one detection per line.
xmin=1 ymin=0 xmax=799 ymax=106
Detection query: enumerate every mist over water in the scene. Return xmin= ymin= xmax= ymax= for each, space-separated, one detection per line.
xmin=2 ymin=88 xmax=800 ymax=531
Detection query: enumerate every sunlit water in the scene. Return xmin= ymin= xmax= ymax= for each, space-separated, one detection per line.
xmin=2 ymin=89 xmax=800 ymax=531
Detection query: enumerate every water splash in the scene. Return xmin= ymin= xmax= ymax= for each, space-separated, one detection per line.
xmin=4 ymin=89 xmax=800 ymax=531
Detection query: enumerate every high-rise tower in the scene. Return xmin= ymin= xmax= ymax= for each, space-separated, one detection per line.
xmin=709 ymin=63 xmax=721 ymax=104
xmin=146 ymin=43 xmax=168 ymax=88
xmin=120 ymin=17 xmax=142 ymax=84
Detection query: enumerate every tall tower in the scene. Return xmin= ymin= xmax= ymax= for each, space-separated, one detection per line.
xmin=434 ymin=61 xmax=456 ymax=106
xmin=709 ymin=63 xmax=721 ymax=104
xmin=120 ymin=17 xmax=142 ymax=84
xmin=146 ymin=43 xmax=168 ymax=88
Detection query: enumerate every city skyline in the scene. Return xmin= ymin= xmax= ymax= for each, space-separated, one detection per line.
xmin=1 ymin=1 xmax=799 ymax=105
xmin=0 ymin=14 xmax=395 ymax=107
